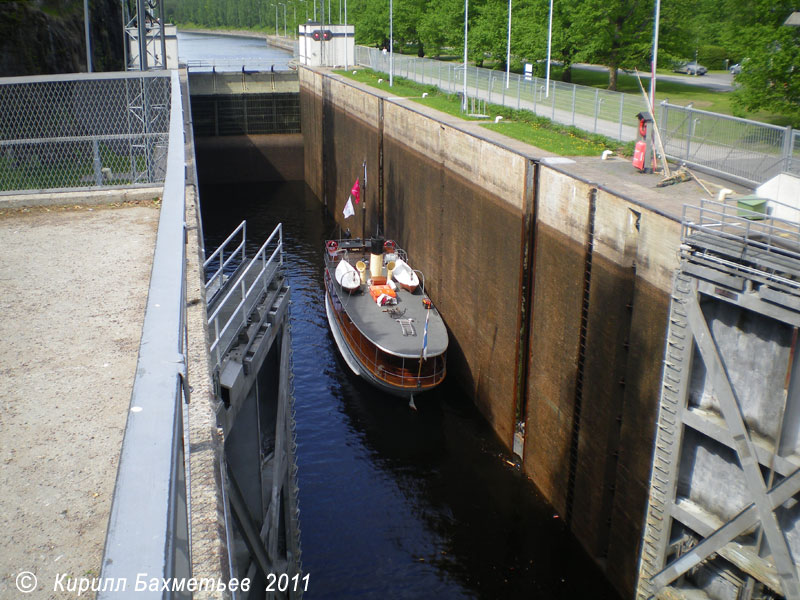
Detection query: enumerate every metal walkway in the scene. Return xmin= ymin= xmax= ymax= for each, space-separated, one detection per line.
xmin=204 ymin=222 xmax=302 ymax=598
xmin=637 ymin=198 xmax=800 ymax=599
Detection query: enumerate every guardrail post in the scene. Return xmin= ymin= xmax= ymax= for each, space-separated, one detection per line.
xmin=571 ymin=86 xmax=576 ymax=126
xmin=686 ymin=106 xmax=694 ymax=161
xmin=783 ymin=126 xmax=794 ymax=173
xmin=593 ymin=88 xmax=599 ymax=133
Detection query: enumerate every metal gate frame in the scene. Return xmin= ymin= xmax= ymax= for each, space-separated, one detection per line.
xmin=637 ymin=197 xmax=800 ymax=599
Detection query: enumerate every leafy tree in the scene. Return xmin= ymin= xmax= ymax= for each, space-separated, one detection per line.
xmin=725 ymin=1 xmax=800 ymax=125
xmin=471 ymin=0 xmax=508 ymax=68
xmin=418 ymin=0 xmax=468 ymax=57
xmin=349 ymin=0 xmax=388 ymax=47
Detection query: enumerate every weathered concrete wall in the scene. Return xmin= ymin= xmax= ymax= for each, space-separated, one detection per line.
xmin=188 ymin=71 xmax=298 ymax=96
xmin=300 ymin=66 xmax=684 ymax=597
xmin=301 ymin=67 xmax=528 ymax=443
xmin=524 ymin=166 xmax=681 ymax=594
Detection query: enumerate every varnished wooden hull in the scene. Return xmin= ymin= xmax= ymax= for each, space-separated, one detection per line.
xmin=324 ymin=271 xmax=446 ymax=398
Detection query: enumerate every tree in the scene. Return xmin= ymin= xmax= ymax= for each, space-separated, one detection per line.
xmin=470 ymin=0 xmax=508 ymax=68
xmin=729 ymin=4 xmax=800 ymax=125
xmin=418 ymin=0 xmax=466 ymax=57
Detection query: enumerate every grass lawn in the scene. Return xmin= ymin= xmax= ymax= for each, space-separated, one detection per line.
xmin=336 ymin=68 xmax=633 ymax=157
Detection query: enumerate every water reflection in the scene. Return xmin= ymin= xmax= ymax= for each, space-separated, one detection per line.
xmin=200 ymin=181 xmax=621 ymax=600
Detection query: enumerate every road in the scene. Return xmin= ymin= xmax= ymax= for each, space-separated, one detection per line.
xmin=573 ymin=63 xmax=736 ymax=92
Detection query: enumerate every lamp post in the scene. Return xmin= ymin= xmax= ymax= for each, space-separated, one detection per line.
xmin=281 ymin=3 xmax=287 ymax=37
xmin=389 ymin=0 xmax=394 ymax=86
xmin=463 ymin=0 xmax=468 ymax=111
xmin=545 ymin=0 xmax=553 ymax=97
xmin=83 ymin=0 xmax=93 ymax=72
xmin=650 ymin=0 xmax=661 ymax=111
xmin=275 ymin=4 xmax=279 ymax=36
xmin=505 ymin=0 xmax=511 ymax=88
xmin=344 ymin=0 xmax=349 ymax=69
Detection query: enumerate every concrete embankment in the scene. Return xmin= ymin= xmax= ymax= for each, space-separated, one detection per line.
xmin=298 ymin=65 xmax=747 ymax=596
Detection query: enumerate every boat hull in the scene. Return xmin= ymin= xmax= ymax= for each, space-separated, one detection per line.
xmin=324 ymin=276 xmax=446 ymax=399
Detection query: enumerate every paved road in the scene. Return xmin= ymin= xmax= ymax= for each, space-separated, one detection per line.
xmin=574 ymin=63 xmax=735 ymax=92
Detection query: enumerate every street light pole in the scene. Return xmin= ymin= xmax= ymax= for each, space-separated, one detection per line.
xmin=505 ymin=0 xmax=511 ymax=88
xmin=545 ymin=0 xmax=553 ymax=97
xmin=275 ymin=4 xmax=279 ymax=36
xmin=389 ymin=0 xmax=394 ymax=86
xmin=282 ymin=3 xmax=287 ymax=37
xmin=463 ymin=0 xmax=468 ymax=111
xmin=650 ymin=0 xmax=661 ymax=111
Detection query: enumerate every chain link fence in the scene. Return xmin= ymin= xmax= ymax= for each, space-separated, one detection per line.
xmin=356 ymin=46 xmax=648 ymax=142
xmin=355 ymin=45 xmax=798 ymax=186
xmin=0 ymin=71 xmax=171 ymax=194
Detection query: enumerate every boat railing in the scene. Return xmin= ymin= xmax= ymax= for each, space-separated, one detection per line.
xmin=204 ymin=220 xmax=247 ymax=301
xmin=334 ymin=293 xmax=446 ymax=389
xmin=208 ymin=223 xmax=283 ymax=368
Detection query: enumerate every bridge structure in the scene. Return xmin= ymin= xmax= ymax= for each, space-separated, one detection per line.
xmin=0 ymin=63 xmax=301 ymax=598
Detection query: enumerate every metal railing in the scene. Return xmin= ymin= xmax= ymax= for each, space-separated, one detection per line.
xmin=660 ymin=103 xmax=798 ymax=187
xmin=98 ymin=70 xmax=191 ymax=598
xmin=185 ymin=59 xmax=294 ymax=72
xmin=355 ymin=45 xmax=798 ymax=186
xmin=356 ymin=45 xmax=648 ymax=142
xmin=204 ymin=220 xmax=247 ymax=298
xmin=682 ymin=196 xmax=800 ymax=291
xmin=208 ymin=223 xmax=284 ymax=367
xmin=0 ymin=71 xmax=171 ymax=194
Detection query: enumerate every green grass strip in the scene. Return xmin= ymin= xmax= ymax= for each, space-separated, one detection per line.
xmin=336 ymin=68 xmax=634 ymax=157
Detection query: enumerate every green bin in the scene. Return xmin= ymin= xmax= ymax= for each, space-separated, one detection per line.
xmin=737 ymin=195 xmax=768 ymax=220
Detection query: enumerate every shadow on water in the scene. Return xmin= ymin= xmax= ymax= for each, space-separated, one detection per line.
xmin=200 ymin=181 xmax=622 ymax=600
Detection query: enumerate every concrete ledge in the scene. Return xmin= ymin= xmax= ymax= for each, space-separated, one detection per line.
xmin=0 ymin=187 xmax=163 ymax=210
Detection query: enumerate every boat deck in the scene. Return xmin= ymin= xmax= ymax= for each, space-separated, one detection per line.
xmin=325 ymin=240 xmax=448 ymax=359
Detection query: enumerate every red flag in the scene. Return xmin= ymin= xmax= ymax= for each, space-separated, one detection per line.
xmin=351 ymin=178 xmax=360 ymax=204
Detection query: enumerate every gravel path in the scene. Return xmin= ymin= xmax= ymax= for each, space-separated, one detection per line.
xmin=0 ymin=201 xmax=158 ymax=598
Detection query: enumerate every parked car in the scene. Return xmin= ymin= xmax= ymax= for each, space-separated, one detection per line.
xmin=674 ymin=62 xmax=707 ymax=76
xmin=730 ymin=59 xmax=748 ymax=75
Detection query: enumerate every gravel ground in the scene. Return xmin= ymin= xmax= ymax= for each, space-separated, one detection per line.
xmin=0 ymin=201 xmax=159 ymax=598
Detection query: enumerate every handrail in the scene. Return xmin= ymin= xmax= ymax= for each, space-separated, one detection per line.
xmin=208 ymin=223 xmax=284 ymax=367
xmin=98 ymin=70 xmax=191 ymax=598
xmin=204 ymin=220 xmax=247 ymax=296
xmin=683 ymin=197 xmax=800 ymax=262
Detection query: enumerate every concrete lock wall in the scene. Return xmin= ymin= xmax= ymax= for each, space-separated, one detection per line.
xmin=300 ymin=66 xmax=682 ymax=596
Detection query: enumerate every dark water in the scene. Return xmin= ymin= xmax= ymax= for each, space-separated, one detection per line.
xmin=200 ymin=181 xmax=623 ymax=600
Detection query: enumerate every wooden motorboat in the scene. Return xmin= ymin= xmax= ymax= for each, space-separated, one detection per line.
xmin=323 ymin=237 xmax=448 ymax=399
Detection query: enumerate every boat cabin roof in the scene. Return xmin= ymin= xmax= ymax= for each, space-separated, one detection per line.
xmin=325 ymin=239 xmax=448 ymax=359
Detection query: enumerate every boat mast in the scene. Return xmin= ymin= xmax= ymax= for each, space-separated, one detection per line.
xmin=361 ymin=159 xmax=367 ymax=241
